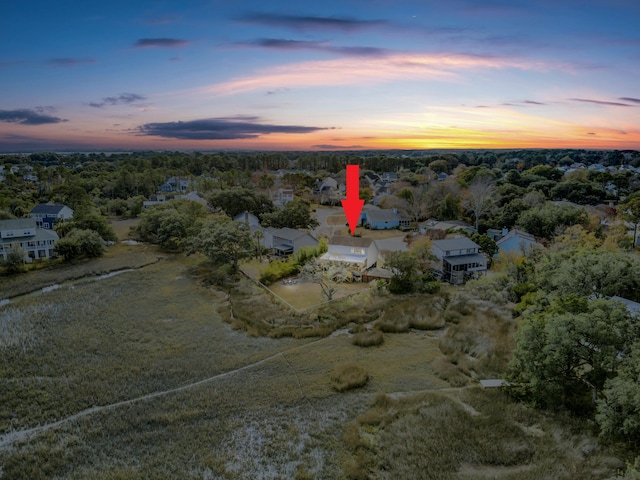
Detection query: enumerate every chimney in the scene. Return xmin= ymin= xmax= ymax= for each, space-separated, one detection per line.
xmin=502 ymin=227 xmax=508 ymax=236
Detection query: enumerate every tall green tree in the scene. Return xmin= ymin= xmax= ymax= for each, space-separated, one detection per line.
xmin=509 ymin=297 xmax=638 ymax=412
xmin=208 ymin=188 xmax=273 ymax=218
xmin=135 ymin=200 xmax=206 ymax=251
xmin=596 ymin=342 xmax=640 ymax=442
xmin=516 ymin=202 xmax=588 ymax=239
xmin=55 ymin=229 xmax=105 ymax=260
xmin=192 ymin=218 xmax=253 ymax=271
xmin=261 ymin=199 xmax=319 ymax=229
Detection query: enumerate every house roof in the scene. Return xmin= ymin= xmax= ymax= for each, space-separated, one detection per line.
xmin=433 ymin=237 xmax=479 ymax=251
xmin=328 ymin=235 xmax=374 ymax=248
xmin=273 ymin=227 xmax=313 ymax=241
xmin=29 ymin=204 xmax=70 ymax=215
xmin=362 ymin=206 xmax=402 ymax=223
xmin=0 ymin=218 xmax=36 ymax=231
xmin=611 ymin=296 xmax=640 ymax=317
xmin=233 ymin=211 xmax=262 ymax=227
xmin=496 ymin=229 xmax=535 ymax=246
xmin=421 ymin=219 xmax=474 ymax=231
xmin=444 ymin=253 xmax=486 ymax=266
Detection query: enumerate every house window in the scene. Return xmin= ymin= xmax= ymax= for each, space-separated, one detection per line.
xmin=350 ymin=247 xmax=365 ymax=255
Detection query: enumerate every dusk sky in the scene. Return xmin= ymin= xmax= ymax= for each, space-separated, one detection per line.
xmin=1 ymin=0 xmax=639 ymax=152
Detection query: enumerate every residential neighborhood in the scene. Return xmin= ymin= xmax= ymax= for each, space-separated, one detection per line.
xmin=1 ymin=149 xmax=639 ymax=480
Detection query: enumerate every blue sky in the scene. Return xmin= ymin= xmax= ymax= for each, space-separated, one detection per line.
xmin=0 ymin=0 xmax=639 ymax=151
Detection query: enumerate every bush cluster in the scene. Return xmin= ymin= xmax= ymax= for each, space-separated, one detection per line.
xmin=330 ymin=363 xmax=369 ymax=392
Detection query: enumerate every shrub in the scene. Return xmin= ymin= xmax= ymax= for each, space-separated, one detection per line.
xmin=351 ymin=330 xmax=384 ymax=347
xmin=432 ymin=356 xmax=470 ymax=387
xmin=330 ymin=363 xmax=369 ymax=392
xmin=375 ymin=316 xmax=410 ymax=333
xmin=409 ymin=314 xmax=445 ymax=330
xmin=259 ymin=259 xmax=299 ymax=285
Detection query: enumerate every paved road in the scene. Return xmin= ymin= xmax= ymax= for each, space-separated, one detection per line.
xmin=312 ymin=206 xmax=344 ymax=238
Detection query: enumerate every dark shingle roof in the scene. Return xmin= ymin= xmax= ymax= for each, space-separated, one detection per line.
xmin=433 ymin=237 xmax=479 ymax=251
xmin=30 ymin=204 xmax=68 ymax=215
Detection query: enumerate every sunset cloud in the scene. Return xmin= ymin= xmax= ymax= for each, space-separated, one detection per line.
xmin=89 ymin=93 xmax=147 ymax=108
xmin=240 ymin=38 xmax=389 ymax=57
xmin=202 ymin=52 xmax=562 ymax=96
xmin=237 ymin=13 xmax=387 ymax=32
xmin=571 ymin=98 xmax=635 ymax=107
xmin=0 ymin=108 xmax=67 ymax=125
xmin=138 ymin=116 xmax=330 ymax=140
xmin=133 ymin=38 xmax=190 ymax=48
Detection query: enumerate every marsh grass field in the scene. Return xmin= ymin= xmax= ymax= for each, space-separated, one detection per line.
xmin=0 ymin=246 xmax=633 ymax=479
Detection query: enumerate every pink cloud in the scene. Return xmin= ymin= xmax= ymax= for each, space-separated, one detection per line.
xmin=199 ymin=53 xmax=576 ymax=96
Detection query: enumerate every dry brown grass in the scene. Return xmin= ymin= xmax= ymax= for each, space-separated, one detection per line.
xmin=0 ymin=243 xmax=160 ymax=299
xmin=375 ymin=315 xmax=410 ymax=333
xmin=374 ymin=296 xmax=446 ymax=333
xmin=330 ymin=363 xmax=369 ymax=392
xmin=0 ymin=250 xmax=631 ymax=480
xmin=340 ymin=389 xmax=627 ymax=480
xmin=351 ymin=330 xmax=384 ymax=347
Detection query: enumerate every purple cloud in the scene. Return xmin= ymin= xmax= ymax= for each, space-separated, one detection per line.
xmin=237 ymin=13 xmax=387 ymax=32
xmin=619 ymin=97 xmax=640 ymax=104
xmin=133 ymin=38 xmax=190 ymax=48
xmin=89 ymin=93 xmax=147 ymax=108
xmin=138 ymin=116 xmax=330 ymax=140
xmin=314 ymin=144 xmax=363 ymax=149
xmin=48 ymin=58 xmax=96 ymax=67
xmin=0 ymin=108 xmax=67 ymax=125
xmin=571 ymin=98 xmax=634 ymax=107
xmin=523 ymin=100 xmax=546 ymax=105
xmin=242 ymin=38 xmax=389 ymax=57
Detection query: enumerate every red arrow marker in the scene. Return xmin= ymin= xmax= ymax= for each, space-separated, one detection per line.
xmin=341 ymin=164 xmax=364 ymax=236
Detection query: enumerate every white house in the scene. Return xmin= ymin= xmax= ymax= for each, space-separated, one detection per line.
xmin=276 ymin=188 xmax=294 ymax=206
xmin=0 ymin=218 xmax=59 ymax=262
xmin=29 ymin=204 xmax=74 ymax=229
xmin=320 ymin=235 xmax=379 ymax=271
xmin=431 ymin=237 xmax=487 ymax=284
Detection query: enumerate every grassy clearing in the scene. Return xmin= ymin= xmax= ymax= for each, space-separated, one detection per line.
xmin=341 ymin=388 xmax=626 ymax=479
xmin=224 ymin=279 xmax=386 ymax=337
xmin=240 ymin=260 xmax=370 ymax=311
xmin=331 ymin=363 xmax=369 ymax=392
xmin=108 ymin=218 xmax=140 ymax=241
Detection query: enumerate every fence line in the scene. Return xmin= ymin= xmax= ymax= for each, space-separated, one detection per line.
xmin=238 ymin=268 xmax=368 ymax=315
